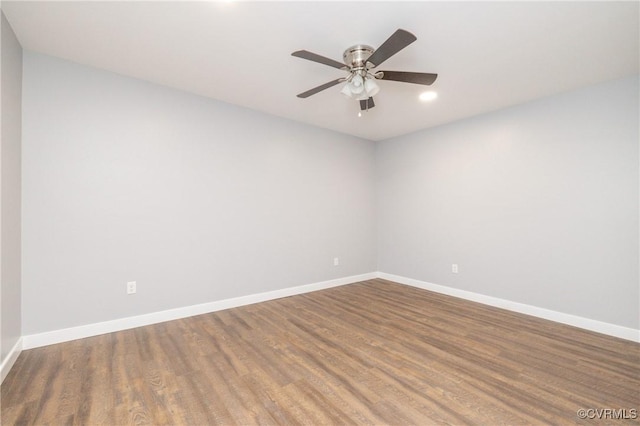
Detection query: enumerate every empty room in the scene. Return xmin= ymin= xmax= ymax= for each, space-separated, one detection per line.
xmin=1 ymin=1 xmax=639 ymax=424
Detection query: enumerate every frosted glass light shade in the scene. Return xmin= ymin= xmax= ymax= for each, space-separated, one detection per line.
xmin=364 ymin=78 xmax=380 ymax=96
xmin=349 ymin=74 xmax=364 ymax=94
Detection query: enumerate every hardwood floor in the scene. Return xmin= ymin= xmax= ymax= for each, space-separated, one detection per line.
xmin=2 ymin=279 xmax=639 ymax=425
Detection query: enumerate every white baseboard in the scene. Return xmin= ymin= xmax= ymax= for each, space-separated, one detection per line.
xmin=19 ymin=270 xmax=639 ymax=352
xmin=378 ymin=272 xmax=640 ymax=343
xmin=1 ymin=338 xmax=23 ymax=384
xmin=22 ymin=272 xmax=378 ymax=350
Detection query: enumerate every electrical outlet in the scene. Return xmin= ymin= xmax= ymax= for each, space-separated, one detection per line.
xmin=333 ymin=257 xmax=340 ymax=266
xmin=452 ymin=264 xmax=459 ymax=274
xmin=127 ymin=281 xmax=137 ymax=294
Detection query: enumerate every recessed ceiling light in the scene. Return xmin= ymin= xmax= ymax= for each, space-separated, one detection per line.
xmin=419 ymin=91 xmax=438 ymax=102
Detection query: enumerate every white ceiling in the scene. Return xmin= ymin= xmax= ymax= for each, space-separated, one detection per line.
xmin=3 ymin=1 xmax=639 ymax=141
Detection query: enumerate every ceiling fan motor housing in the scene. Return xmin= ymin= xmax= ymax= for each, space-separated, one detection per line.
xmin=343 ymin=45 xmax=374 ymax=71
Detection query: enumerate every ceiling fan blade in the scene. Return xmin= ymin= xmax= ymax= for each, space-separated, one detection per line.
xmin=291 ymin=50 xmax=347 ymax=70
xmin=379 ymin=71 xmax=438 ymax=85
xmin=366 ymin=29 xmax=417 ymax=68
xmin=296 ymin=78 xmax=344 ymax=98
xmin=359 ymin=97 xmax=375 ymax=111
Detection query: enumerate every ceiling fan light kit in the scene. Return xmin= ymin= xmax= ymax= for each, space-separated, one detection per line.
xmin=341 ymin=73 xmax=380 ymax=101
xmin=292 ymin=29 xmax=438 ymax=113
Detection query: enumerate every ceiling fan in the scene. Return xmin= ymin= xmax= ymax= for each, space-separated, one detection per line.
xmin=292 ymin=29 xmax=438 ymax=113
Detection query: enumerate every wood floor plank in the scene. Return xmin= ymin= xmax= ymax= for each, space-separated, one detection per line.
xmin=2 ymin=279 xmax=639 ymax=425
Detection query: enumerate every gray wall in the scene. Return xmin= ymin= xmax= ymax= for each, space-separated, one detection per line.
xmin=22 ymin=52 xmax=377 ymax=335
xmin=377 ymin=76 xmax=639 ymax=329
xmin=1 ymin=11 xmax=23 ymax=361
